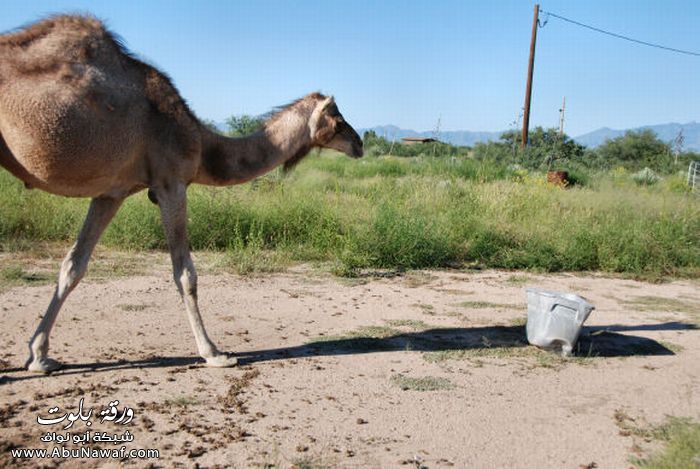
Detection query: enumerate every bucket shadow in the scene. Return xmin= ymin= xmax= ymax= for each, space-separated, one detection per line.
xmin=579 ymin=321 xmax=696 ymax=357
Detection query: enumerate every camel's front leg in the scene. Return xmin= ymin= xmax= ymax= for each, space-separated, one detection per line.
xmin=27 ymin=196 xmax=124 ymax=373
xmin=157 ymin=183 xmax=237 ymax=367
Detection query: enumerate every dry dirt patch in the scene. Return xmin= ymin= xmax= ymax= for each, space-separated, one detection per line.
xmin=0 ymin=264 xmax=698 ymax=467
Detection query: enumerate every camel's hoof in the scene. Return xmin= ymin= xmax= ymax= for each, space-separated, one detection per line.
xmin=204 ymin=353 xmax=238 ymax=368
xmin=27 ymin=357 xmax=62 ymax=373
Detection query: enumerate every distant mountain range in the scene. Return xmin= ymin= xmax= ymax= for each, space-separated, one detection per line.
xmin=574 ymin=122 xmax=700 ymax=150
xmin=358 ymin=122 xmax=700 ymax=151
xmin=358 ymin=125 xmax=503 ymax=148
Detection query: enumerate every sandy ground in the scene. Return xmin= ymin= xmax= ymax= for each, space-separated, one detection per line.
xmin=1 ymin=254 xmax=699 ymax=468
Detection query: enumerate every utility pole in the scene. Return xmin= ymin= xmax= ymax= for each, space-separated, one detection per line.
xmin=673 ymin=129 xmax=684 ymax=166
xmin=558 ymin=96 xmax=566 ymax=137
xmin=521 ymin=3 xmax=540 ymax=150
xmin=432 ymin=116 xmax=441 ymax=157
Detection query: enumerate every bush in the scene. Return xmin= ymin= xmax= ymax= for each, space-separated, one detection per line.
xmin=362 ymin=130 xmax=470 ymax=158
xmin=632 ymin=167 xmax=661 ymax=186
xmin=224 ymin=114 xmax=265 ymax=137
xmin=472 ymin=127 xmax=694 ymax=176
xmin=472 ymin=127 xmax=587 ymax=174
xmin=596 ymin=130 xmax=672 ymax=172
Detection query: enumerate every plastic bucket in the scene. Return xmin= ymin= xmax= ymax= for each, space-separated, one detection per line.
xmin=525 ymin=288 xmax=595 ymax=356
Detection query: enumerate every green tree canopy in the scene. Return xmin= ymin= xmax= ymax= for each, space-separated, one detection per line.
xmin=596 ymin=129 xmax=672 ymax=171
xmin=361 ymin=130 xmax=470 ymax=158
xmin=225 ymin=115 xmax=265 ymax=137
xmin=472 ymin=127 xmax=586 ymax=170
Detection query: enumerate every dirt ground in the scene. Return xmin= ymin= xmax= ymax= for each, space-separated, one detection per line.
xmin=1 ymin=252 xmax=699 ymax=468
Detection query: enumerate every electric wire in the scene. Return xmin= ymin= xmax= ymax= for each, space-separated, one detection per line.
xmin=540 ymin=9 xmax=700 ymax=57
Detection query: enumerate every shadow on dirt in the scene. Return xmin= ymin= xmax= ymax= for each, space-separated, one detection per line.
xmin=0 ymin=321 xmax=694 ymax=382
xmin=240 ymin=321 xmax=695 ymax=364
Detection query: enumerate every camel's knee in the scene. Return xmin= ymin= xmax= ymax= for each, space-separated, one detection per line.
xmin=173 ymin=261 xmax=198 ymax=298
xmin=57 ymin=251 xmax=88 ymax=296
xmin=180 ymin=271 xmax=197 ymax=297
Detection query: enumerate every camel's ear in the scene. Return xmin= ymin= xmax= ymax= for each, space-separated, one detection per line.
xmin=322 ymin=95 xmax=335 ymax=112
xmin=309 ymin=96 xmax=336 ymax=139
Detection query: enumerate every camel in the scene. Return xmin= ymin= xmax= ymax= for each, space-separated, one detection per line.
xmin=0 ymin=15 xmax=363 ymax=373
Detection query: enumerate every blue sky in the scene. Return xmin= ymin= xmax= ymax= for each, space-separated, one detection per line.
xmin=2 ymin=0 xmax=698 ymax=136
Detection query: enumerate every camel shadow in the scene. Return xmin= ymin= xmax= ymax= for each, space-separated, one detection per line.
xmin=0 ymin=356 xmax=202 ymax=384
xmin=0 ymin=321 xmax=694 ymax=383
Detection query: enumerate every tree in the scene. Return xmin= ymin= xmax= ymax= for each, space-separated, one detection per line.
xmin=596 ymin=130 xmax=672 ymax=171
xmin=224 ymin=115 xmax=265 ymax=137
xmin=362 ymin=130 xmax=378 ymax=143
xmin=473 ymin=127 xmax=586 ymax=169
xmin=361 ymin=130 xmax=469 ymax=158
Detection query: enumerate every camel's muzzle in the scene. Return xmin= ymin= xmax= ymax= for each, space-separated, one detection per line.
xmin=340 ymin=122 xmax=363 ymax=158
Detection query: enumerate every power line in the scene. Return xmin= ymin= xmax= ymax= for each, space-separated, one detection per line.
xmin=540 ymin=9 xmax=700 ymax=57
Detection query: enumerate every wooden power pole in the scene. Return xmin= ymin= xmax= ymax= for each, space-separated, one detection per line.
xmin=521 ymin=3 xmax=540 ymax=149
xmin=558 ymin=96 xmax=566 ymax=137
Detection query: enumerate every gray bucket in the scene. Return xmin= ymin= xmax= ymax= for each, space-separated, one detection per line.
xmin=525 ymin=288 xmax=595 ymax=356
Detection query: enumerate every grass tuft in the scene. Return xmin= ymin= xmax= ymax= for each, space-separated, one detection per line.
xmin=164 ymin=396 xmax=201 ymax=407
xmin=390 ymin=374 xmax=454 ymax=391
xmin=384 ymin=319 xmax=431 ymax=330
xmin=636 ymin=417 xmax=700 ymax=468
xmin=623 ymin=296 xmax=700 ymax=325
xmin=0 ymin=265 xmax=52 ymax=292
xmin=456 ymin=300 xmax=521 ymax=310
xmin=615 ymin=411 xmax=700 ymax=469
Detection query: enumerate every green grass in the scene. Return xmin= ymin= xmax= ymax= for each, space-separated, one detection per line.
xmin=1 ymin=152 xmax=698 ymax=278
xmin=622 ymin=296 xmax=700 ymax=325
xmin=0 ymin=264 xmax=52 ymax=292
xmin=390 ymin=374 xmax=454 ymax=391
xmin=310 ymin=321 xmax=434 ymax=349
xmin=635 ymin=418 xmax=700 ymax=469
xmin=509 ymin=316 xmax=528 ymax=327
xmin=384 ymin=319 xmax=431 ymax=330
xmin=503 ymin=274 xmax=532 ymax=285
xmin=308 ymin=325 xmax=401 ymax=352
xmin=623 ymin=296 xmax=700 ymax=313
xmin=164 ymin=396 xmax=201 ymax=407
xmin=423 ymin=346 xmax=537 ymax=362
xmin=657 ymin=341 xmax=685 ymax=353
xmin=615 ymin=411 xmax=700 ymax=469
xmin=411 ymin=303 xmax=435 ymax=314
xmin=290 ymin=455 xmax=334 ymax=469
xmin=456 ymin=301 xmax=521 ymax=310
xmin=117 ymin=303 xmax=152 ymax=312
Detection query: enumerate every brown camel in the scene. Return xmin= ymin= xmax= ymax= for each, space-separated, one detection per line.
xmin=0 ymin=15 xmax=363 ymax=373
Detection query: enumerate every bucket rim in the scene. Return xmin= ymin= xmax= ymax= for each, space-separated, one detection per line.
xmin=525 ymin=288 xmax=594 ymax=309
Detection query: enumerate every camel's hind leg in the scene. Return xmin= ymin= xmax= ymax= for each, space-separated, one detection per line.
xmin=156 ymin=182 xmax=237 ymax=367
xmin=26 ymin=196 xmax=124 ymax=373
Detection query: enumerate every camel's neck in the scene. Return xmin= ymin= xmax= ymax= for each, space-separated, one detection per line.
xmin=195 ymin=113 xmax=313 ymax=186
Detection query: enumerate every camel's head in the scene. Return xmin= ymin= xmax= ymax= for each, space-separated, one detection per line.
xmin=309 ymin=96 xmax=363 ymax=158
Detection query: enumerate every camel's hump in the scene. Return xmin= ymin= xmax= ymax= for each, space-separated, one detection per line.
xmin=0 ymin=14 xmax=110 ymax=48
xmin=0 ymin=14 xmax=200 ymax=133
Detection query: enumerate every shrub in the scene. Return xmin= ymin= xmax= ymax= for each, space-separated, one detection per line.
xmin=632 ymin=167 xmax=661 ymax=186
xmin=596 ymin=130 xmax=672 ymax=172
